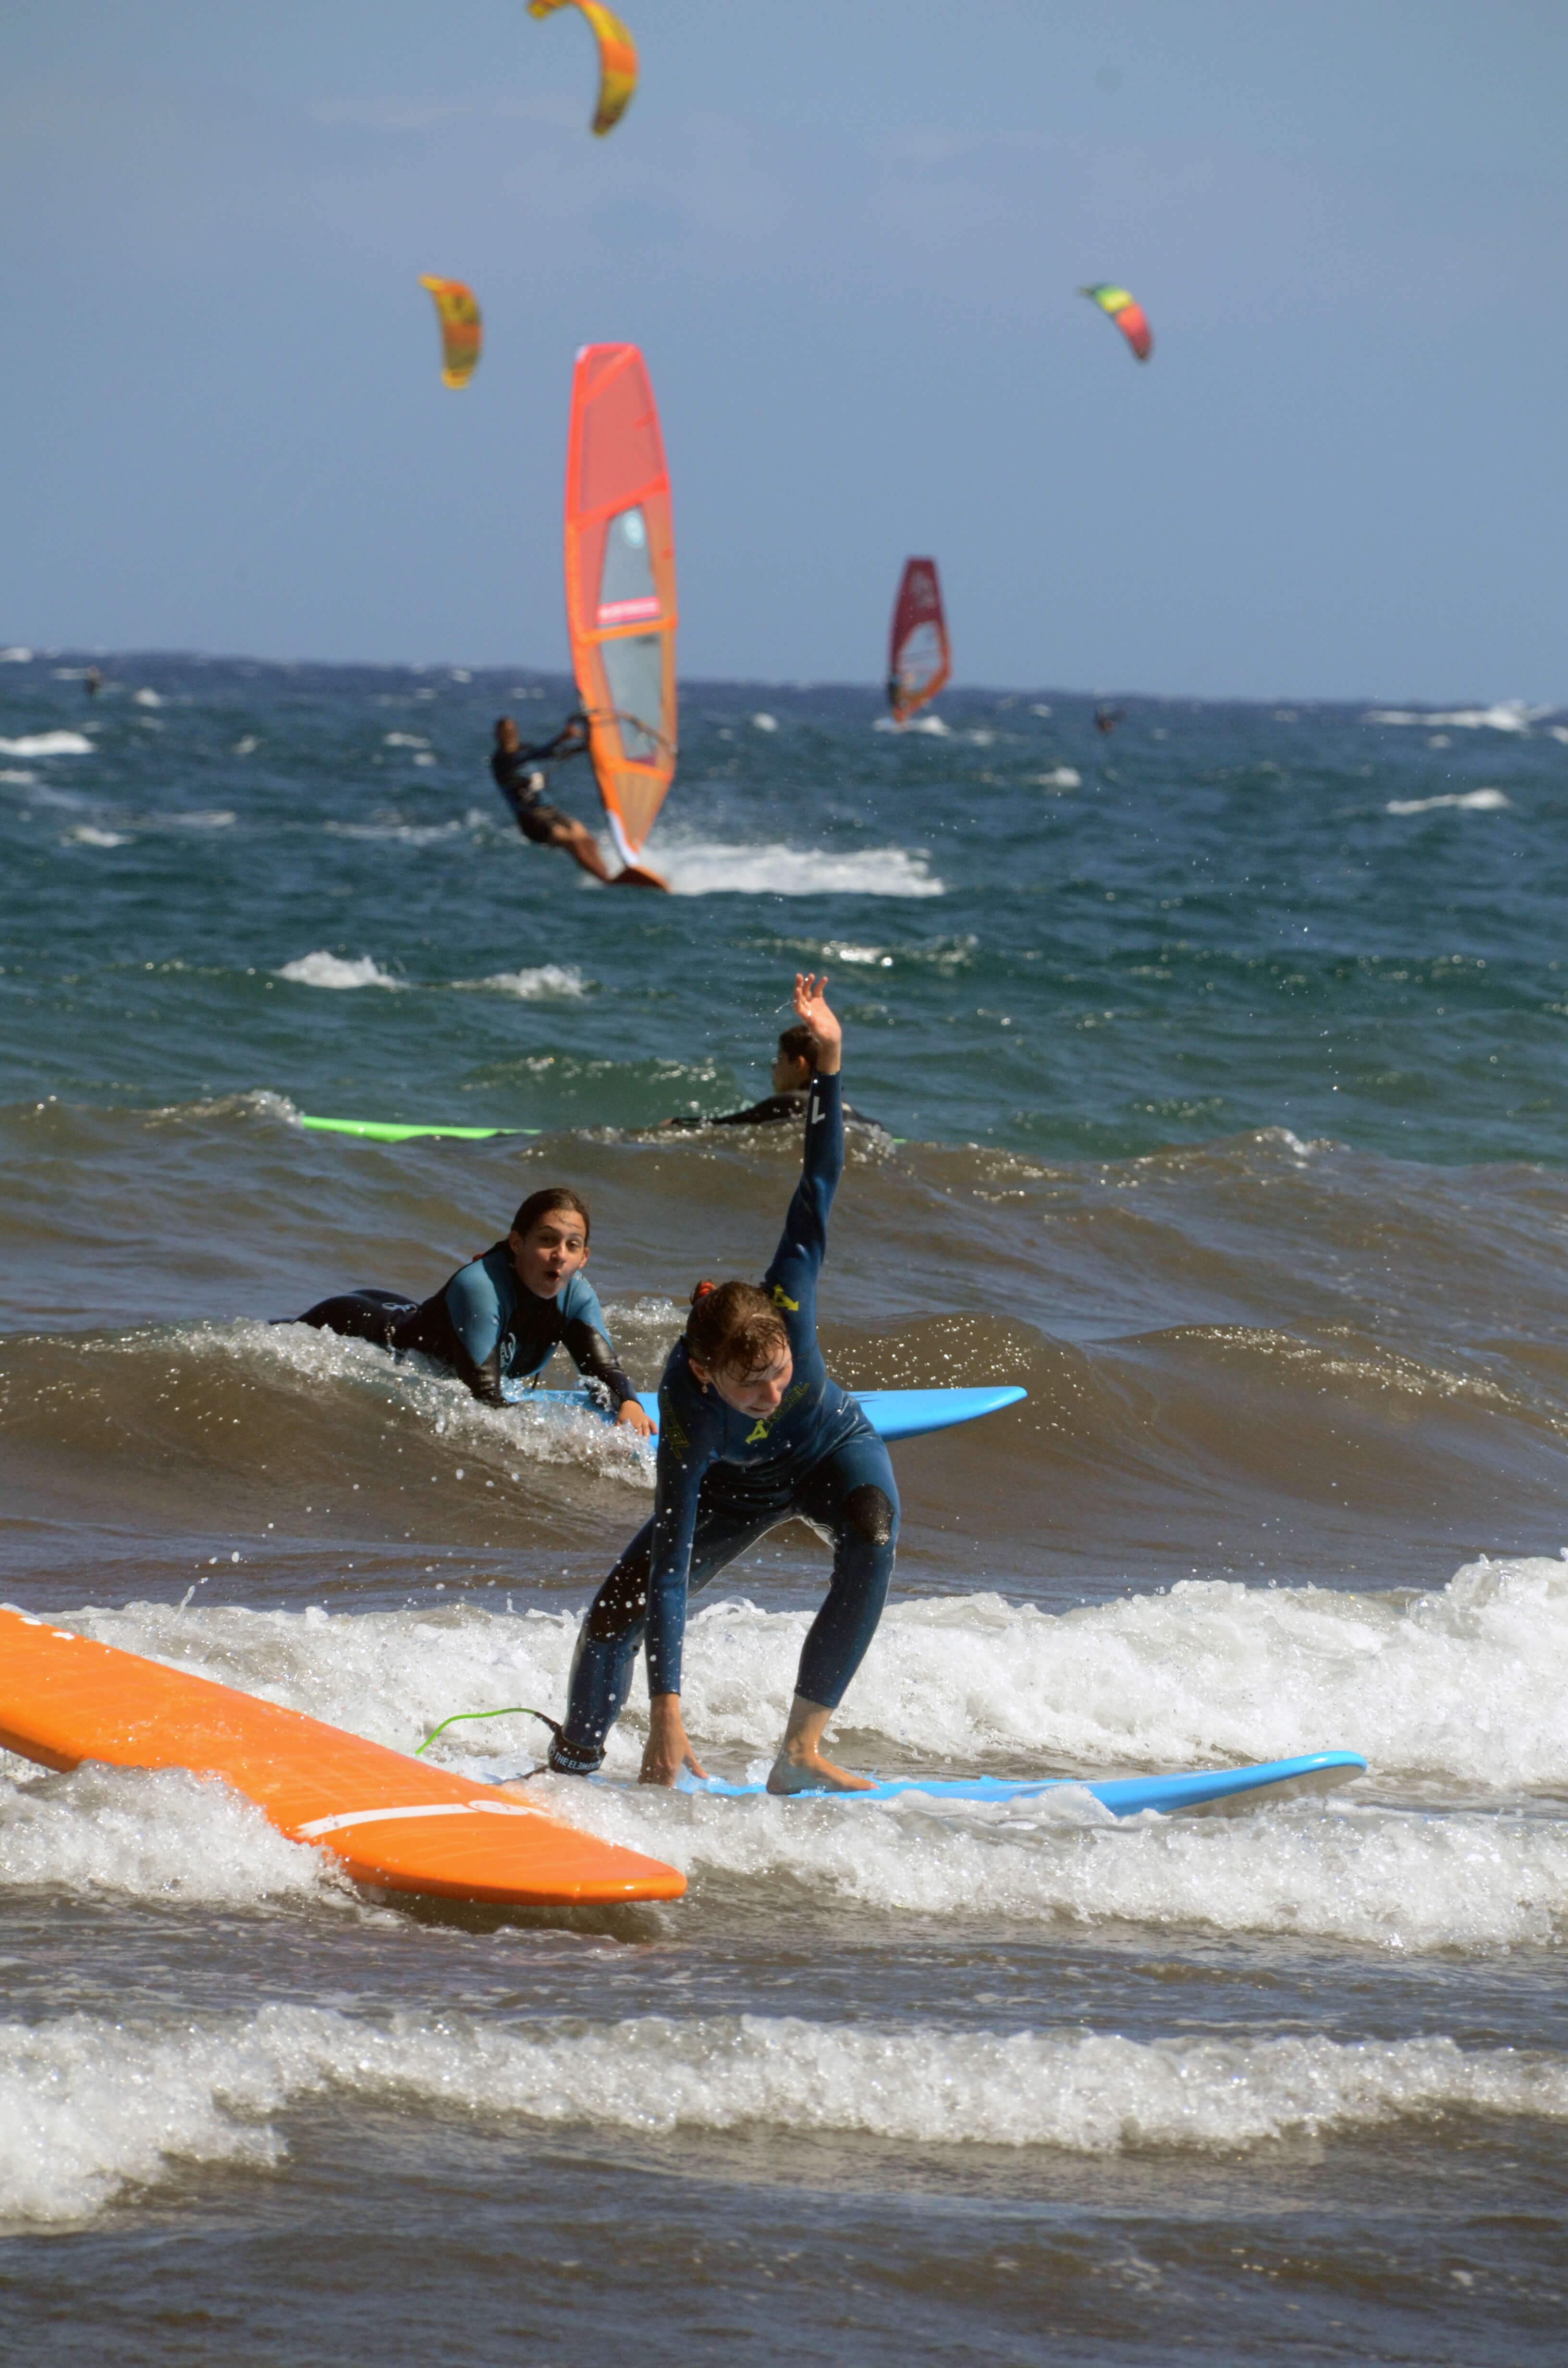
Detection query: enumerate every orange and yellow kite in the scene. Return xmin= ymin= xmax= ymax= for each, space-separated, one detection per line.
xmin=528 ymin=0 xmax=638 ymax=136
xmin=418 ymin=277 xmax=482 ymax=388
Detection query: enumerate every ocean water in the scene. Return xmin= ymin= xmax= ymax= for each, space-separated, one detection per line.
xmin=2 ymin=652 xmax=1567 ymax=2363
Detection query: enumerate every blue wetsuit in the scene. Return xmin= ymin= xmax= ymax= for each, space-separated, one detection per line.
xmin=551 ymin=1068 xmax=899 ymax=1773
xmin=298 ymin=1250 xmax=635 ymax=1412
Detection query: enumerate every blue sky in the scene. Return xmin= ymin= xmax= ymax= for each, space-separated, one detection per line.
xmin=4 ymin=1 xmax=1567 ymax=697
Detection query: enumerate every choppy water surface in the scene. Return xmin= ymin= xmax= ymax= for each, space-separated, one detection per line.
xmin=3 ymin=655 xmax=1568 ymax=2363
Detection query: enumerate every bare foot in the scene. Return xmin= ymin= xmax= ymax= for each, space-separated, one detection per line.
xmin=766 ymin=1744 xmax=875 ymax=1796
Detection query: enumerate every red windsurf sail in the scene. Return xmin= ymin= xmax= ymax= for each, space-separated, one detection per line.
xmin=887 ymin=557 xmax=950 ymax=725
xmin=563 ymin=344 xmax=678 ymax=863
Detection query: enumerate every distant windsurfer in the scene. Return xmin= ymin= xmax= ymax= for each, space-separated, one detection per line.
xmin=545 ymin=975 xmax=898 ymax=1793
xmin=490 ymin=714 xmax=613 ymax=882
xmin=293 ymin=1187 xmax=652 ymax=1434
xmin=662 ymin=1019 xmax=885 ymax=1133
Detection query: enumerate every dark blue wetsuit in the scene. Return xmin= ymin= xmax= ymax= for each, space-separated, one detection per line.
xmin=298 ymin=1250 xmax=635 ymax=1412
xmin=551 ymin=1068 xmax=899 ymax=1773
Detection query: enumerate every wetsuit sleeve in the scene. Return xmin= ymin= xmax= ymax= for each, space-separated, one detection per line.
xmin=558 ymin=1274 xmax=637 ymax=1409
xmin=761 ymin=1068 xmax=843 ymax=1333
xmin=642 ymin=1379 xmax=719 ymax=1695
xmin=439 ymin=1262 xmax=507 ymax=1405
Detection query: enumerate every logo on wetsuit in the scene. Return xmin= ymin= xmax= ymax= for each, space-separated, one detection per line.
xmin=744 ymin=1376 xmax=810 ymax=1444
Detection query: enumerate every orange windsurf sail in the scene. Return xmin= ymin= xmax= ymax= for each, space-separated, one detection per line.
xmin=887 ymin=557 xmax=951 ymax=725
xmin=563 ymin=342 xmax=678 ymax=863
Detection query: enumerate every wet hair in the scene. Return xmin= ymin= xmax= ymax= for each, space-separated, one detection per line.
xmin=512 ymin=1186 xmax=590 ymax=1243
xmin=686 ymin=1278 xmax=788 ymax=1380
xmin=494 ymin=714 xmax=516 ymax=738
xmin=776 ymin=1023 xmax=818 ymax=1072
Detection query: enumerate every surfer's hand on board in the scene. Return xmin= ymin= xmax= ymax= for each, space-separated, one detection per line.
xmin=617 ymin=1396 xmax=653 ymax=1438
xmin=640 ymin=1692 xmax=708 ymax=1787
xmin=792 ymin=972 xmax=841 ymax=1074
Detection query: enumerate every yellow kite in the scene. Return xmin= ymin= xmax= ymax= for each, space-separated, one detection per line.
xmin=418 ymin=277 xmax=482 ymax=389
xmin=528 ymin=0 xmax=638 ymax=136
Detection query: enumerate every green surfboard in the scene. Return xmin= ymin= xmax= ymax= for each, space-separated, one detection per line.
xmin=299 ymin=1115 xmax=540 ymax=1143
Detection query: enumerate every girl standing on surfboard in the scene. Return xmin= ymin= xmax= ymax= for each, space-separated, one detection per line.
xmin=549 ymin=975 xmax=898 ymax=1793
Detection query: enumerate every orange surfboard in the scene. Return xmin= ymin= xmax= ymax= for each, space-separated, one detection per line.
xmin=563 ymin=342 xmax=677 ymax=874
xmin=0 ymin=1608 xmax=683 ymax=1908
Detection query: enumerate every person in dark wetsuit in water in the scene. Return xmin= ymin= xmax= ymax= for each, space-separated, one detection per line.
xmin=294 ymin=1187 xmax=652 ymax=1435
xmin=661 ymin=1021 xmax=885 ymax=1133
xmin=546 ymin=975 xmax=896 ymax=1793
xmin=490 ymin=713 xmax=613 ymax=882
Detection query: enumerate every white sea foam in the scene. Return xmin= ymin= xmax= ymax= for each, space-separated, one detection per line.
xmin=458 ymin=964 xmax=589 ymax=999
xmin=750 ymin=713 xmax=778 ymax=732
xmin=172 ymin=1317 xmax=654 ymax=1493
xmin=649 ymin=839 xmax=943 ymax=898
xmin=54 ymin=1552 xmax=1568 ymax=1954
xmin=873 ymin=713 xmax=951 ymax=736
xmin=651 ymin=1559 xmax=1568 ymax=1794
xmin=141 ymin=1087 xmax=301 ymax=1129
xmin=1387 ymin=789 xmax=1510 ymax=814
xmin=1365 ymin=702 xmax=1541 ymax=732
xmin=276 ymin=951 xmax=404 ymax=990
xmin=383 ymin=732 xmax=430 ymax=748
xmin=563 ymin=1776 xmax=1568 ymax=1954
xmin=63 ymin=825 xmax=129 ymax=848
xmin=1 ymin=2001 xmax=1564 ymax=2224
xmin=0 ymin=731 xmax=93 ymax=757
xmin=133 ymin=687 xmax=162 ymax=707
xmin=62 ymin=1546 xmax=1568 ymax=1801
xmin=324 ymin=819 xmax=465 ymax=845
xmin=0 ymin=769 xmax=37 ymax=786
xmin=0 ymin=1762 xmax=330 ymax=1908
xmin=1033 ymin=767 xmax=1082 ymax=790
xmin=0 ymin=646 xmax=33 ymax=664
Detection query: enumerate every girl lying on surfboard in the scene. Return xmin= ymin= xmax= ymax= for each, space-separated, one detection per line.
xmin=548 ymin=975 xmax=898 ymax=1793
xmin=294 ymin=1188 xmax=652 ymax=1435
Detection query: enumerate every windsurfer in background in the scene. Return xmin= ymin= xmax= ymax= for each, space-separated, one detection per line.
xmin=661 ymin=1020 xmax=885 ymax=1134
xmin=490 ymin=714 xmax=613 ymax=881
xmin=547 ymin=974 xmax=898 ymax=1794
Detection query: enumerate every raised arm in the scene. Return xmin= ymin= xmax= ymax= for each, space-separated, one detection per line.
xmin=793 ymin=971 xmax=840 ymax=1075
xmin=763 ymin=975 xmax=844 ymax=1309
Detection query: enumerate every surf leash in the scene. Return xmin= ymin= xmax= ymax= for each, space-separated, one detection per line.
xmin=415 ymin=1705 xmax=564 ymax=1757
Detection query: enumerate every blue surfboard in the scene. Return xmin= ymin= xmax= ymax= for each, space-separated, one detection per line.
xmin=507 ymin=1383 xmax=1027 ymax=1442
xmin=680 ymin=1751 xmax=1366 ymax=1815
